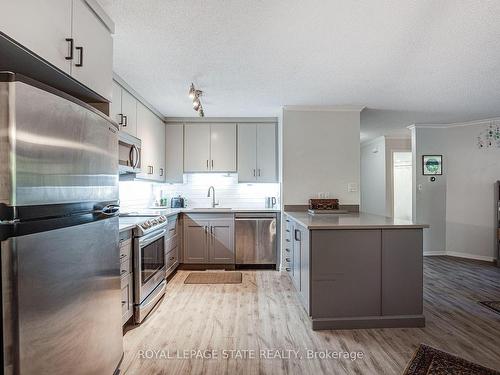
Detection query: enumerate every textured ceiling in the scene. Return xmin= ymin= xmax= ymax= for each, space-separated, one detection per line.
xmin=111 ymin=0 xmax=500 ymax=141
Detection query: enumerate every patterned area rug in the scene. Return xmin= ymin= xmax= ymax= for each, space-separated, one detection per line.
xmin=184 ymin=272 xmax=242 ymax=284
xmin=403 ymin=344 xmax=500 ymax=375
xmin=479 ymin=301 xmax=500 ymax=315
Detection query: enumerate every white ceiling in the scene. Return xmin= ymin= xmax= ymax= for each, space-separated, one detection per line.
xmin=110 ymin=0 xmax=500 ymax=141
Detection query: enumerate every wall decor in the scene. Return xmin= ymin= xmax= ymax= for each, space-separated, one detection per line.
xmin=477 ymin=122 xmax=500 ymax=148
xmin=422 ymin=155 xmax=442 ymax=175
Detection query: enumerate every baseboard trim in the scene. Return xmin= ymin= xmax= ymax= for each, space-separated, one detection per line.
xmin=423 ymin=251 xmax=495 ymax=262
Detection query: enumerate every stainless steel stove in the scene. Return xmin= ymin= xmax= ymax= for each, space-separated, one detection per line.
xmin=120 ymin=213 xmax=168 ymax=323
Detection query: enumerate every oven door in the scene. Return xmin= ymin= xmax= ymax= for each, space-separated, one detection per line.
xmin=134 ymin=228 xmax=167 ymax=304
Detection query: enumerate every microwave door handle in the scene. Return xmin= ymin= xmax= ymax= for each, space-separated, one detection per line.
xmin=129 ymin=145 xmax=135 ymax=167
xmin=133 ymin=145 xmax=140 ymax=168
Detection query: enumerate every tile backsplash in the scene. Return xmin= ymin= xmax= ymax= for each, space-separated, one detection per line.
xmin=119 ymin=173 xmax=280 ymax=210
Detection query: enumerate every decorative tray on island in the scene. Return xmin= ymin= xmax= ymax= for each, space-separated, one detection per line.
xmin=308 ymin=199 xmax=349 ymax=215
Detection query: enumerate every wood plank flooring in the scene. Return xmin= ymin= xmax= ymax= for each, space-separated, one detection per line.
xmin=121 ymin=257 xmax=500 ymax=374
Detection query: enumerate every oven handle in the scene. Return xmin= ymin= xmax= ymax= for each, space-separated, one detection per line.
xmin=138 ymin=228 xmax=167 ymax=248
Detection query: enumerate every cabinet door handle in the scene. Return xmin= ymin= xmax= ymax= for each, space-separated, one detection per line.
xmin=206 ymin=160 xmax=209 ymax=170
xmin=120 ymin=270 xmax=127 ymax=275
xmin=258 ymin=169 xmax=261 ymax=177
xmin=169 ymin=256 xmax=175 ymax=261
xmin=65 ymin=38 xmax=74 ymax=60
xmin=147 ymin=165 xmax=153 ymax=175
xmin=253 ymin=169 xmax=256 ymax=177
xmin=285 ymin=258 xmax=291 ymax=262
xmin=285 ymin=248 xmax=290 ymax=252
xmin=75 ymin=46 xmax=84 ymax=67
xmin=285 ymin=268 xmax=291 ymax=272
xmin=118 ymin=113 xmax=124 ymax=126
xmin=210 ymin=226 xmax=214 ymax=235
xmin=211 ymin=160 xmax=214 ymax=169
xmin=160 ymin=168 xmax=164 ymax=176
xmin=121 ymin=300 xmax=127 ymax=305
xmin=123 ymin=115 xmax=128 ymax=127
xmin=294 ymin=229 xmax=301 ymax=241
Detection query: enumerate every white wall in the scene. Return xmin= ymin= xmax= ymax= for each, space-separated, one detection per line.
xmin=282 ymin=108 xmax=361 ymax=205
xmin=412 ymin=120 xmax=499 ymax=261
xmin=360 ymin=137 xmax=386 ymax=216
xmin=412 ymin=127 xmax=448 ymax=254
xmin=445 ymin=124 xmax=500 ymax=260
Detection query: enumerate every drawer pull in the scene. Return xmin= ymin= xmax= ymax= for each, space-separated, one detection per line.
xmin=121 ymin=270 xmax=127 ymax=275
xmin=285 ymin=239 xmax=290 ymax=242
xmin=120 ymin=254 xmax=126 ymax=259
xmin=169 ymin=256 xmax=175 ymax=261
xmin=121 ymin=300 xmax=126 ymax=305
xmin=285 ymin=229 xmax=290 ymax=233
xmin=285 ymin=258 xmax=291 ymax=262
xmin=285 ymin=268 xmax=291 ymax=272
xmin=285 ymin=248 xmax=290 ymax=252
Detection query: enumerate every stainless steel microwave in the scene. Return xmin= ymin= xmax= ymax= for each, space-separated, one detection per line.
xmin=118 ymin=132 xmax=141 ymax=174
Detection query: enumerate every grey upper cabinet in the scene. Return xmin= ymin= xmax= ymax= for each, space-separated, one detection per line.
xmin=0 ymin=0 xmax=113 ymax=100
xmin=165 ymin=124 xmax=184 ymax=183
xmin=184 ymin=123 xmax=236 ymax=173
xmin=110 ymin=81 xmax=137 ymax=136
xmin=237 ymin=123 xmax=277 ymax=182
xmin=71 ymin=0 xmax=113 ymax=100
xmin=0 ymin=0 xmax=72 ymax=74
xmin=136 ymin=102 xmax=165 ymax=182
xmin=183 ymin=214 xmax=235 ymax=264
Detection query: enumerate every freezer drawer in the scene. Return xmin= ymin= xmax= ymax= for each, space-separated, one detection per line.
xmin=235 ymin=216 xmax=277 ymax=264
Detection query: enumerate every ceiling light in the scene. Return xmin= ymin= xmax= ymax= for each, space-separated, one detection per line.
xmin=188 ymin=83 xmax=195 ymax=99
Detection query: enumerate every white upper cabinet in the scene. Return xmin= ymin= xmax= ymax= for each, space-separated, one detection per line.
xmin=0 ymin=0 xmax=112 ymax=100
xmin=0 ymin=0 xmax=72 ymax=74
xmin=110 ymin=81 xmax=138 ymax=136
xmin=71 ymin=0 xmax=113 ymax=100
xmin=210 ymin=123 xmax=236 ymax=172
xmin=120 ymin=89 xmax=138 ymax=136
xmin=165 ymin=124 xmax=184 ymax=183
xmin=184 ymin=124 xmax=211 ymax=172
xmin=237 ymin=123 xmax=277 ymax=182
xmin=184 ymin=123 xmax=236 ymax=173
xmin=237 ymin=124 xmax=257 ymax=181
xmin=256 ymin=123 xmax=277 ymax=182
xmin=136 ymin=103 xmax=165 ymax=182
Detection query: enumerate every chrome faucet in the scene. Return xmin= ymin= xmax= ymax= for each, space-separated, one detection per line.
xmin=207 ymin=186 xmax=219 ymax=208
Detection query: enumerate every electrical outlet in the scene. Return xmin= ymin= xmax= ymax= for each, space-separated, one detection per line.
xmin=347 ymin=183 xmax=358 ymax=193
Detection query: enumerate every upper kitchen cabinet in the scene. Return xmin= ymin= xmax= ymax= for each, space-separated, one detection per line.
xmin=136 ymin=103 xmax=165 ymax=182
xmin=165 ymin=124 xmax=184 ymax=183
xmin=184 ymin=123 xmax=236 ymax=173
xmin=71 ymin=0 xmax=113 ymax=100
xmin=237 ymin=123 xmax=277 ymax=182
xmin=0 ymin=0 xmax=72 ymax=74
xmin=0 ymin=0 xmax=113 ymax=100
xmin=110 ymin=81 xmax=138 ymax=136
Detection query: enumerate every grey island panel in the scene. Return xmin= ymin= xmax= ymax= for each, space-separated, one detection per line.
xmin=311 ymin=230 xmax=381 ymax=318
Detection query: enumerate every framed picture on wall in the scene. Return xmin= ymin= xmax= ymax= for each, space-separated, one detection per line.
xmin=422 ymin=155 xmax=443 ymax=175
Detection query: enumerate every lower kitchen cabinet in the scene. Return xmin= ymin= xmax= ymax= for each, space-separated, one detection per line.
xmin=119 ymin=230 xmax=134 ymax=325
xmin=165 ymin=215 xmax=180 ymax=277
xmin=183 ymin=214 xmax=234 ymax=264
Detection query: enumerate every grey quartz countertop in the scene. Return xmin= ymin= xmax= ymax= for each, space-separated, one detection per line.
xmin=284 ymin=211 xmax=429 ymax=230
xmin=119 ymin=207 xmax=281 ymax=232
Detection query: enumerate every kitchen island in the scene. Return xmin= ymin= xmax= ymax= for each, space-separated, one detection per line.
xmin=283 ymin=211 xmax=429 ymax=330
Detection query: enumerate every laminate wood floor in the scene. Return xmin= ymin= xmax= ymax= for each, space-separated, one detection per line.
xmin=121 ymin=257 xmax=500 ymax=375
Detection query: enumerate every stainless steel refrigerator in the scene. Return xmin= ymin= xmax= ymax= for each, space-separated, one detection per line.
xmin=0 ymin=72 xmax=123 ymax=374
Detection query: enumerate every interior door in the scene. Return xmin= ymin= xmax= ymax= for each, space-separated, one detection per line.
xmin=71 ymin=0 xmax=113 ymax=100
xmin=237 ymin=124 xmax=257 ymax=182
xmin=209 ymin=219 xmax=234 ymax=264
xmin=256 ymin=123 xmax=277 ymax=182
xmin=184 ymin=123 xmax=210 ymax=172
xmin=0 ymin=0 xmax=72 ymax=74
xmin=210 ymin=123 xmax=236 ymax=172
xmin=183 ymin=219 xmax=209 ymax=263
xmin=120 ymin=89 xmax=137 ymax=136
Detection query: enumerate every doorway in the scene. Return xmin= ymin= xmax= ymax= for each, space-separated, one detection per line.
xmin=392 ymin=151 xmax=412 ymax=220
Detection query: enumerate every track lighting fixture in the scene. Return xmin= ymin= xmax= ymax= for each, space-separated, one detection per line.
xmin=188 ymin=83 xmax=204 ymax=117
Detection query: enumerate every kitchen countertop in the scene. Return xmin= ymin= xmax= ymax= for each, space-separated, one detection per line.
xmin=119 ymin=207 xmax=281 ymax=232
xmin=284 ymin=211 xmax=429 ymax=230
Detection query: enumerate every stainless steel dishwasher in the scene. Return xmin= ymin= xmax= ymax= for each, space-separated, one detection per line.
xmin=235 ymin=213 xmax=277 ymax=265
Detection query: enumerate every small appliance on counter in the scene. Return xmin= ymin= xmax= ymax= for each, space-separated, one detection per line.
xmin=307 ymin=198 xmax=348 ymax=215
xmin=171 ymin=195 xmax=186 ymax=208
xmin=265 ymin=196 xmax=277 ymax=208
